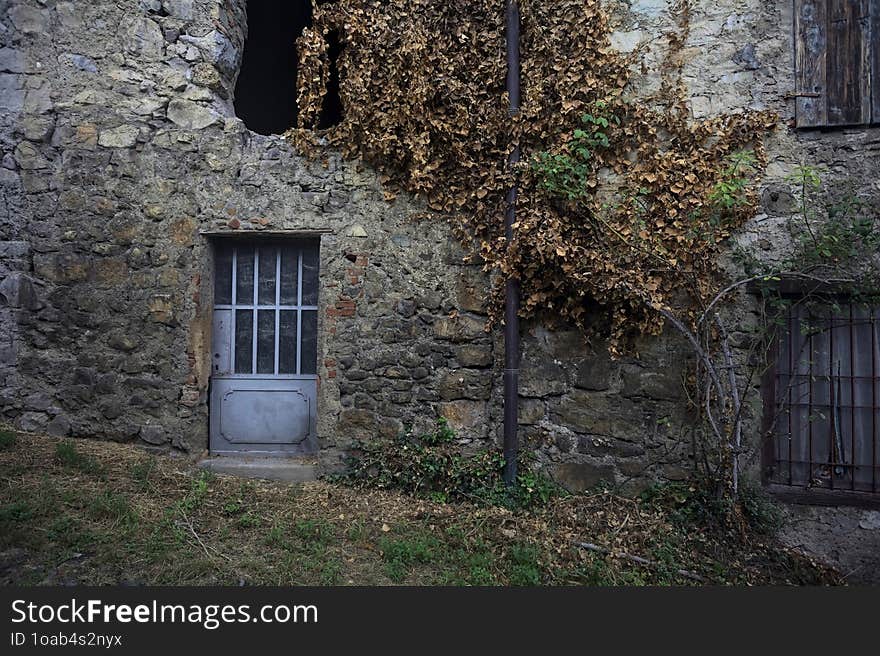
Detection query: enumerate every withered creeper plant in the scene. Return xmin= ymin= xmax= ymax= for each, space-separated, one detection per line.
xmin=288 ymin=1 xmax=781 ymax=498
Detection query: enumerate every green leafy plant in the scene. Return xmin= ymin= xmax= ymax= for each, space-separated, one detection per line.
xmin=532 ymin=103 xmax=620 ymax=201
xmin=708 ymin=150 xmax=758 ymax=211
xmin=640 ymin=480 xmax=782 ymax=536
xmin=335 ymin=418 xmax=563 ymax=510
xmin=421 ymin=416 xmax=456 ymax=446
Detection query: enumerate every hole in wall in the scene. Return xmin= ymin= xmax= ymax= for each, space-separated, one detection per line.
xmin=234 ymin=0 xmax=343 ymax=135
xmin=318 ymin=30 xmax=344 ymax=130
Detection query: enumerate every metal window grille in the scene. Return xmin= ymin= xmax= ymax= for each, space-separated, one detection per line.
xmin=213 ymin=241 xmax=320 ymax=378
xmin=770 ymin=301 xmax=880 ymax=493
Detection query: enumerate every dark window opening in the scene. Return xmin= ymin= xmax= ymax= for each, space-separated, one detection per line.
xmin=234 ymin=1 xmax=343 ymax=135
xmin=766 ymin=298 xmax=880 ymax=495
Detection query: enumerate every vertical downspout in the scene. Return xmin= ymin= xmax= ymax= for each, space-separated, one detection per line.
xmin=503 ymin=0 xmax=521 ymax=486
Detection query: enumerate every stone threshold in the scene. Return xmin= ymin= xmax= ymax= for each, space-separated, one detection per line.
xmin=197 ymin=455 xmax=318 ymax=483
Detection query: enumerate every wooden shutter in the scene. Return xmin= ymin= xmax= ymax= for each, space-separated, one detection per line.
xmin=873 ymin=0 xmax=880 ymax=122
xmin=795 ymin=0 xmax=875 ymax=128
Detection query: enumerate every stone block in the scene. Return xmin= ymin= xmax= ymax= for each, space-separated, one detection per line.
xmin=551 ymin=390 xmax=644 ymax=438
xmin=455 ymin=268 xmax=488 ymax=314
xmin=433 ymin=314 xmax=486 ymax=342
xmin=140 ymin=424 xmax=168 ymax=445
xmin=518 ymin=398 xmax=546 ymax=425
xmin=162 ymin=0 xmax=195 ymax=21
xmin=573 ymin=353 xmax=615 ymax=391
xmin=167 ymin=99 xmax=218 ymax=130
xmin=16 ymin=411 xmax=48 ymax=433
xmin=13 ymin=142 xmax=47 ymax=170
xmin=454 ymin=344 xmax=493 ymax=368
xmin=170 ymin=217 xmax=196 ymax=245
xmin=550 ymin=461 xmax=616 ymax=493
xmin=437 ymin=369 xmax=491 ymax=401
xmin=99 ymin=125 xmax=140 ymax=148
xmin=8 ymin=5 xmax=47 ymax=34
xmin=0 ymin=272 xmax=39 ymax=310
xmin=0 ymin=48 xmax=26 ymax=74
xmin=337 ymin=409 xmax=378 ymax=438
xmin=124 ymin=16 xmax=165 ymax=60
xmin=33 ymin=254 xmax=89 ymax=283
xmin=0 ymin=75 xmax=23 ymax=113
xmin=93 ymin=258 xmax=129 ymax=284
xmin=148 ymin=295 xmax=174 ymax=325
xmin=621 ymin=367 xmax=683 ymax=401
xmin=519 ymin=355 xmax=568 ymax=398
xmin=47 ymin=415 xmax=71 ymax=437
xmin=436 ymin=400 xmax=487 ymax=431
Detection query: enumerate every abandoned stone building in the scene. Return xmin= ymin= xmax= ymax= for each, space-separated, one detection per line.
xmin=0 ymin=0 xmax=878 ymax=580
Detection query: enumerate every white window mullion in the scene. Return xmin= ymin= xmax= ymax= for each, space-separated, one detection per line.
xmin=274 ymin=247 xmax=281 ymax=376
xmin=230 ymin=247 xmax=237 ymax=373
xmin=296 ymin=248 xmax=303 ymax=376
xmin=252 ymin=247 xmax=259 ymax=374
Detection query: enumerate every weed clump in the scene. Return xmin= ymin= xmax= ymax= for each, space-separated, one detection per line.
xmin=54 ymin=440 xmax=103 ymax=476
xmin=640 ymin=480 xmax=783 ymax=537
xmin=335 ymin=417 xmax=562 ymax=509
xmin=0 ymin=430 xmax=17 ymax=450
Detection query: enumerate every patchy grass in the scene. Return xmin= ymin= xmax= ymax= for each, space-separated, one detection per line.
xmin=54 ymin=440 xmax=103 ymax=476
xmin=0 ymin=429 xmax=842 ymax=586
xmin=0 ymin=430 xmax=16 ymax=450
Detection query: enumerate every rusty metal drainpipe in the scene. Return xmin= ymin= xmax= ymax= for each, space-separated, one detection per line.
xmin=503 ymin=0 xmax=521 ymax=486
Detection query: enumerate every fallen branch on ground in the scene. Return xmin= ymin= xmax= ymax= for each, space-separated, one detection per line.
xmin=573 ymin=540 xmax=705 ymax=583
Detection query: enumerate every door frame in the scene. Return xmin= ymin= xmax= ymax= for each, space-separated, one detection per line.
xmin=204 ymin=232 xmax=327 ymax=456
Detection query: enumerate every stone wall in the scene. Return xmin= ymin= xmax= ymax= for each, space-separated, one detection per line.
xmin=1 ymin=0 xmax=878 ymax=579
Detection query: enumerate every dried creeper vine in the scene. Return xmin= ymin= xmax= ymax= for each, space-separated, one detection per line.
xmin=288 ymin=0 xmax=777 ymax=354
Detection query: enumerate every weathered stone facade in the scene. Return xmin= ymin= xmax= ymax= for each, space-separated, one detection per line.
xmin=1 ymin=0 xmax=878 ymax=579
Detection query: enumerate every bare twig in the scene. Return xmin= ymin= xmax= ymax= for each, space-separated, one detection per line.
xmin=714 ymin=314 xmax=741 ymax=496
xmin=178 ymin=510 xmax=231 ymax=562
xmin=698 ymin=271 xmax=855 ymax=327
xmin=652 ymin=305 xmax=726 ymax=404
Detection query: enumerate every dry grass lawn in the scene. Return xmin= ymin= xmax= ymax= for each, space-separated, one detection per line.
xmin=0 ymin=428 xmax=841 ymax=586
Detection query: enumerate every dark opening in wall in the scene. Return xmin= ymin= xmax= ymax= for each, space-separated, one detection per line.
xmin=234 ymin=1 xmax=343 ymax=136
xmin=318 ymin=31 xmax=344 ymax=130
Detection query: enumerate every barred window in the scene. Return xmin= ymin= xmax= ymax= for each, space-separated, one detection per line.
xmin=767 ymin=300 xmax=880 ymax=495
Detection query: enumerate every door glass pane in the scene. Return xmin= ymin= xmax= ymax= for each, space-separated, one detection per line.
xmin=279 ymin=310 xmax=298 ymax=374
xmin=234 ymin=309 xmax=253 ymax=374
xmin=258 ymin=247 xmax=277 ymax=305
xmin=300 ymin=310 xmax=318 ymax=375
xmin=214 ymin=245 xmax=233 ymax=305
xmin=280 ymin=248 xmax=299 ymax=305
xmin=236 ymin=248 xmax=254 ymax=305
xmin=257 ymin=310 xmax=275 ymax=374
xmin=301 ymin=244 xmax=320 ymax=306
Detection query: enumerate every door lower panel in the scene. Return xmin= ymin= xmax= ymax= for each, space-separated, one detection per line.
xmin=210 ymin=377 xmax=317 ymax=455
